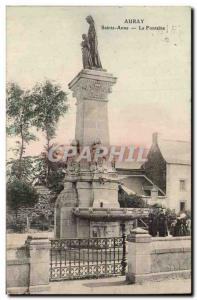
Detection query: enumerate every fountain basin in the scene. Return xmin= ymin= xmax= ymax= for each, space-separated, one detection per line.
xmin=72 ymin=207 xmax=149 ymax=221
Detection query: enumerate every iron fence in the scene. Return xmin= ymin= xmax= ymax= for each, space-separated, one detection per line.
xmin=50 ymin=236 xmax=126 ymax=281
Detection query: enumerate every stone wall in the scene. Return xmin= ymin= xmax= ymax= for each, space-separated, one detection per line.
xmin=126 ymin=228 xmax=191 ymax=284
xmin=151 ymin=236 xmax=191 ymax=274
xmin=7 ymin=244 xmax=29 ymax=294
xmin=7 ymin=237 xmax=50 ymax=294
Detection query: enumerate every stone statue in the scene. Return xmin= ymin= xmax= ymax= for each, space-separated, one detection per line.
xmin=85 ymin=15 xmax=102 ymax=69
xmin=81 ymin=34 xmax=93 ymax=69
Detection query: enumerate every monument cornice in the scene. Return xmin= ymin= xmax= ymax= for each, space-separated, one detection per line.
xmin=68 ymin=69 xmax=117 ymax=90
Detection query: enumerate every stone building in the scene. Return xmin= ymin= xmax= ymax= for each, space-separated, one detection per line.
xmin=144 ymin=133 xmax=191 ymax=213
xmin=116 ymin=133 xmax=191 ymax=213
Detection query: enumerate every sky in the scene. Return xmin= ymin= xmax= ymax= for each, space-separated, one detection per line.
xmin=6 ymin=6 xmax=191 ymax=157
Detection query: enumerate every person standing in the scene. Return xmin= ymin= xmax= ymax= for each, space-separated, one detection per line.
xmin=148 ymin=210 xmax=158 ymax=237
xmin=158 ymin=210 xmax=168 ymax=237
xmin=186 ymin=218 xmax=191 ymax=235
xmin=173 ymin=218 xmax=181 ymax=236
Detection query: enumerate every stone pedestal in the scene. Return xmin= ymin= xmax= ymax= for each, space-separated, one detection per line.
xmin=26 ymin=237 xmax=50 ymax=293
xmin=126 ymin=228 xmax=152 ymax=284
xmin=69 ymin=69 xmax=117 ymax=146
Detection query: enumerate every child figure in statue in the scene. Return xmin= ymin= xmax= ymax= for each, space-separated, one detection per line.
xmin=81 ymin=34 xmax=93 ymax=69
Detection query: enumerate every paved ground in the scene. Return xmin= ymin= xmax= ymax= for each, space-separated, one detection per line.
xmin=38 ymin=276 xmax=191 ymax=295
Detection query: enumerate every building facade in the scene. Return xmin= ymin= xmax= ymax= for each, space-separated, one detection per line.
xmin=116 ymin=133 xmax=191 ymax=213
xmin=144 ymin=133 xmax=191 ymax=213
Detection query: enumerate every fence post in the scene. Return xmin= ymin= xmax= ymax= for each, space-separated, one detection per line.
xmin=126 ymin=227 xmax=152 ymax=284
xmin=26 ymin=236 xmax=50 ymax=294
xmin=121 ymin=223 xmax=127 ymax=275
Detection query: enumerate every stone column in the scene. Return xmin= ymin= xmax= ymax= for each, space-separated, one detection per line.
xmin=126 ymin=227 xmax=152 ymax=284
xmin=26 ymin=236 xmax=50 ymax=293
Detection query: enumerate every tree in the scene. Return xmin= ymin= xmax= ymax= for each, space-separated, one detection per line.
xmin=47 ymin=163 xmax=65 ymax=194
xmin=7 ymin=83 xmax=36 ymax=179
xmin=7 ymin=179 xmax=39 ymax=219
xmin=31 ymin=80 xmax=68 ymax=183
xmin=7 ymin=156 xmax=33 ymax=184
xmin=7 ymin=155 xmax=49 ymax=185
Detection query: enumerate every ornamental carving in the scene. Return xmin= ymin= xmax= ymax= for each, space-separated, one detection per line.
xmin=72 ymin=78 xmax=113 ymax=101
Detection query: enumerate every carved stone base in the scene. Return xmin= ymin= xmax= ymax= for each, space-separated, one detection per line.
xmin=54 ymin=168 xmax=120 ymax=238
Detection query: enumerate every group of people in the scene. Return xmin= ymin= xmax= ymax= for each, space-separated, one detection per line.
xmin=170 ymin=213 xmax=191 ymax=237
xmin=148 ymin=209 xmax=191 ymax=237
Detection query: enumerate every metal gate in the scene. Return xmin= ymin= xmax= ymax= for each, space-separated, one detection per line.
xmin=50 ymin=236 xmax=127 ymax=281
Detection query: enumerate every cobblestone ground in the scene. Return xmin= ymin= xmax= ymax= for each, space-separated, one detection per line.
xmin=38 ymin=276 xmax=191 ymax=295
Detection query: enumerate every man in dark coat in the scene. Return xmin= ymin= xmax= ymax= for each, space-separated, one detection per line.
xmin=173 ymin=218 xmax=181 ymax=236
xmin=158 ymin=211 xmax=168 ymax=237
xmin=148 ymin=211 xmax=158 ymax=237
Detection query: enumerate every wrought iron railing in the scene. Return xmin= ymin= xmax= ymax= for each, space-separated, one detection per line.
xmin=50 ymin=236 xmax=126 ymax=281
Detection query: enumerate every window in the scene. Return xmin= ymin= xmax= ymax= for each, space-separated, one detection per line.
xmin=180 ymin=201 xmax=186 ymax=212
xmin=180 ymin=179 xmax=186 ymax=191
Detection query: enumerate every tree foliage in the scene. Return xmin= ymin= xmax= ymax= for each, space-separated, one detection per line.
xmin=7 ymin=83 xmax=36 ymax=179
xmin=118 ymin=185 xmax=148 ymax=208
xmin=7 ymin=155 xmax=47 ymax=185
xmin=6 ymin=81 xmax=68 ymax=228
xmin=7 ymin=80 xmax=68 ymax=185
xmin=47 ymin=164 xmax=65 ymax=193
xmin=31 ymin=80 xmax=68 ymax=149
xmin=31 ymin=80 xmax=68 ymax=182
xmin=7 ymin=178 xmax=39 ymax=217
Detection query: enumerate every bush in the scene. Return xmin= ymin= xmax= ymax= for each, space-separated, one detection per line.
xmin=118 ymin=185 xmax=148 ymax=208
xmin=12 ymin=219 xmax=26 ymax=233
xmin=7 ymin=179 xmax=39 ymax=217
xmin=30 ymin=215 xmax=50 ymax=231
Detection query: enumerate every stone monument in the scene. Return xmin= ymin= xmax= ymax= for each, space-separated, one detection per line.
xmin=55 ymin=16 xmax=148 ymax=239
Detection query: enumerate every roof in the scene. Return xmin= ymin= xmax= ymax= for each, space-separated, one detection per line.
xmin=115 ymin=161 xmax=144 ymax=170
xmin=157 ymin=139 xmax=191 ymax=165
xmin=119 ymin=174 xmax=166 ymax=196
xmin=120 ymin=184 xmax=136 ymax=195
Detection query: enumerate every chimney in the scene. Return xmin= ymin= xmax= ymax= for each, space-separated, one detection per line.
xmin=152 ymin=132 xmax=159 ymax=145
